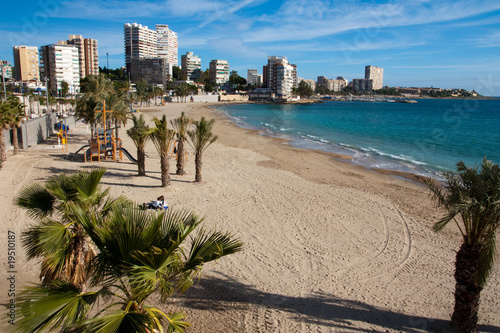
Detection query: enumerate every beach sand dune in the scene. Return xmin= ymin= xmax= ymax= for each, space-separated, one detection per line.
xmin=1 ymin=103 xmax=498 ymax=332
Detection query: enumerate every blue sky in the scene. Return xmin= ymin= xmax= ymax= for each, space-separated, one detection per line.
xmin=1 ymin=0 xmax=500 ymax=95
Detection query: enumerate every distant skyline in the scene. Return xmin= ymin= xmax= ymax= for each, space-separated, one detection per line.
xmin=1 ymin=0 xmax=500 ymax=96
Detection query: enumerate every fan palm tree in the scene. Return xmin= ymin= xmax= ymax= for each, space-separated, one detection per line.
xmin=15 ymin=201 xmax=243 ymax=333
xmin=6 ymin=96 xmax=26 ymax=155
xmin=15 ymin=168 xmax=127 ymax=289
xmin=170 ymin=112 xmax=192 ymax=176
xmin=151 ymin=115 xmax=176 ymax=187
xmin=187 ymin=117 xmax=218 ymax=182
xmin=127 ymin=114 xmax=152 ymax=176
xmin=427 ymin=157 xmax=500 ymax=333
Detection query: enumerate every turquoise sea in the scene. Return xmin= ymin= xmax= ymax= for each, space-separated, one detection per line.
xmin=214 ymin=99 xmax=500 ymax=178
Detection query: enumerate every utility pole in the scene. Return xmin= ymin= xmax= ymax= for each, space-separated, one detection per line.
xmin=106 ymin=53 xmax=109 ymax=70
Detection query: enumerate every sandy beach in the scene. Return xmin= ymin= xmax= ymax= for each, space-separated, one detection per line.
xmin=1 ymin=102 xmax=499 ymax=332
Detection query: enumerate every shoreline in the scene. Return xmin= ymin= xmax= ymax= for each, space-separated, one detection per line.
xmin=207 ymin=102 xmax=442 ymax=184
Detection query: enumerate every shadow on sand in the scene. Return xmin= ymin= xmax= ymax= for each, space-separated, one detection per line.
xmin=177 ymin=272 xmax=500 ymax=333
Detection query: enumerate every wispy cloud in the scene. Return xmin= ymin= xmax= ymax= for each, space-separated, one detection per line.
xmin=462 ymin=31 xmax=500 ymax=48
xmin=244 ymin=0 xmax=500 ymax=43
xmin=207 ymin=38 xmax=267 ymax=59
xmin=57 ymin=0 xmax=166 ymax=20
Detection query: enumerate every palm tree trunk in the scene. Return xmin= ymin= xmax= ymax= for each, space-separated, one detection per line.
xmin=451 ymin=243 xmax=483 ymax=333
xmin=195 ymin=151 xmax=202 ymax=182
xmin=0 ymin=130 xmax=6 ymax=167
xmin=138 ymin=148 xmax=146 ymax=176
xmin=12 ymin=125 xmax=19 ymax=155
xmin=160 ymin=151 xmax=170 ymax=187
xmin=176 ymin=139 xmax=186 ymax=175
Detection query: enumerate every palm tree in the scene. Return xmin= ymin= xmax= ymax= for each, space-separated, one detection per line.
xmin=187 ymin=117 xmax=218 ymax=182
xmin=127 ymin=114 xmax=152 ymax=176
xmin=0 ymin=100 xmax=11 ymax=167
xmin=75 ymin=95 xmax=100 ymax=137
xmin=170 ymin=112 xmax=192 ymax=176
xmin=151 ymin=115 xmax=176 ymax=187
xmin=104 ymin=91 xmax=129 ymax=139
xmin=15 ymin=168 xmax=127 ymax=288
xmin=427 ymin=157 xmax=500 ymax=333
xmin=15 ymin=198 xmax=243 ymax=333
xmin=153 ymin=86 xmax=165 ymax=105
xmin=81 ymin=73 xmax=114 ymax=99
xmin=174 ymin=84 xmax=190 ymax=103
xmin=6 ymin=96 xmax=26 ymax=155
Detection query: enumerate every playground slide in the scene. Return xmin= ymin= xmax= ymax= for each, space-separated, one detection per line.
xmin=117 ymin=147 xmax=138 ymax=164
xmin=73 ymin=144 xmax=90 ymax=155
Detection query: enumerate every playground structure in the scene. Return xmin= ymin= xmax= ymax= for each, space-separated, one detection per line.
xmin=55 ymin=123 xmax=69 ymax=152
xmin=78 ymin=101 xmax=137 ymax=163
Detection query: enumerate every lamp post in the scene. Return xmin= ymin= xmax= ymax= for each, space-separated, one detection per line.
xmin=45 ymin=77 xmax=50 ymax=113
xmin=1 ymin=66 xmax=6 ymax=101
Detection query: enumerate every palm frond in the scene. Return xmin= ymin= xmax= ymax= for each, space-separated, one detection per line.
xmin=82 ymin=303 xmax=158 ymax=333
xmin=15 ymin=282 xmax=96 ymax=333
xmin=144 ymin=307 xmax=190 ymax=333
xmin=15 ymin=183 xmax=56 ymax=219
xmin=477 ymin=234 xmax=497 ymax=287
xmin=21 ymin=219 xmax=73 ymax=260
xmin=184 ymin=229 xmax=243 ymax=271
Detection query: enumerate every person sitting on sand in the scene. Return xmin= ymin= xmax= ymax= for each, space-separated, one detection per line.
xmin=156 ymin=195 xmax=165 ymax=208
xmin=147 ymin=195 xmax=167 ymax=210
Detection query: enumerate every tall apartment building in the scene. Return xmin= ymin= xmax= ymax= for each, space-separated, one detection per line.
xmin=63 ymin=35 xmax=99 ymax=78
xmin=352 ymin=78 xmax=373 ymax=92
xmin=365 ymin=65 xmax=383 ymax=90
xmin=247 ymin=69 xmax=262 ymax=86
xmin=181 ymin=52 xmax=201 ymax=80
xmin=267 ymin=56 xmax=295 ymax=98
xmin=13 ymin=45 xmax=40 ymax=81
xmin=317 ymin=76 xmax=328 ymax=86
xmin=301 ymin=79 xmax=316 ymax=91
xmin=209 ymin=59 xmax=229 ymax=85
xmin=326 ymin=78 xmax=348 ymax=92
xmin=130 ymin=58 xmax=170 ymax=85
xmin=155 ymin=24 xmax=178 ymax=68
xmin=39 ymin=43 xmax=80 ymax=93
xmin=124 ymin=23 xmax=158 ymax=73
xmin=0 ymin=61 xmax=13 ymax=79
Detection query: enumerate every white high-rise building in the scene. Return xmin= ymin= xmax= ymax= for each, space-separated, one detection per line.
xmin=365 ymin=65 xmax=383 ymax=90
xmin=155 ymin=24 xmax=178 ymax=68
xmin=124 ymin=23 xmax=157 ymax=73
xmin=209 ymin=59 xmax=229 ymax=85
xmin=181 ymin=52 xmax=201 ymax=80
xmin=39 ymin=43 xmax=80 ymax=93
xmin=247 ymin=69 xmax=262 ymax=86
xmin=267 ymin=56 xmax=295 ymax=98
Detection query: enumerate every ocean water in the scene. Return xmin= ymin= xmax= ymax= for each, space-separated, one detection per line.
xmin=214 ymin=99 xmax=500 ymax=178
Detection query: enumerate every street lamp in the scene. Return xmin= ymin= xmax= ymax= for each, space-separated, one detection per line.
xmin=1 ymin=66 xmax=6 ymax=101
xmin=44 ymin=77 xmax=50 ymax=113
